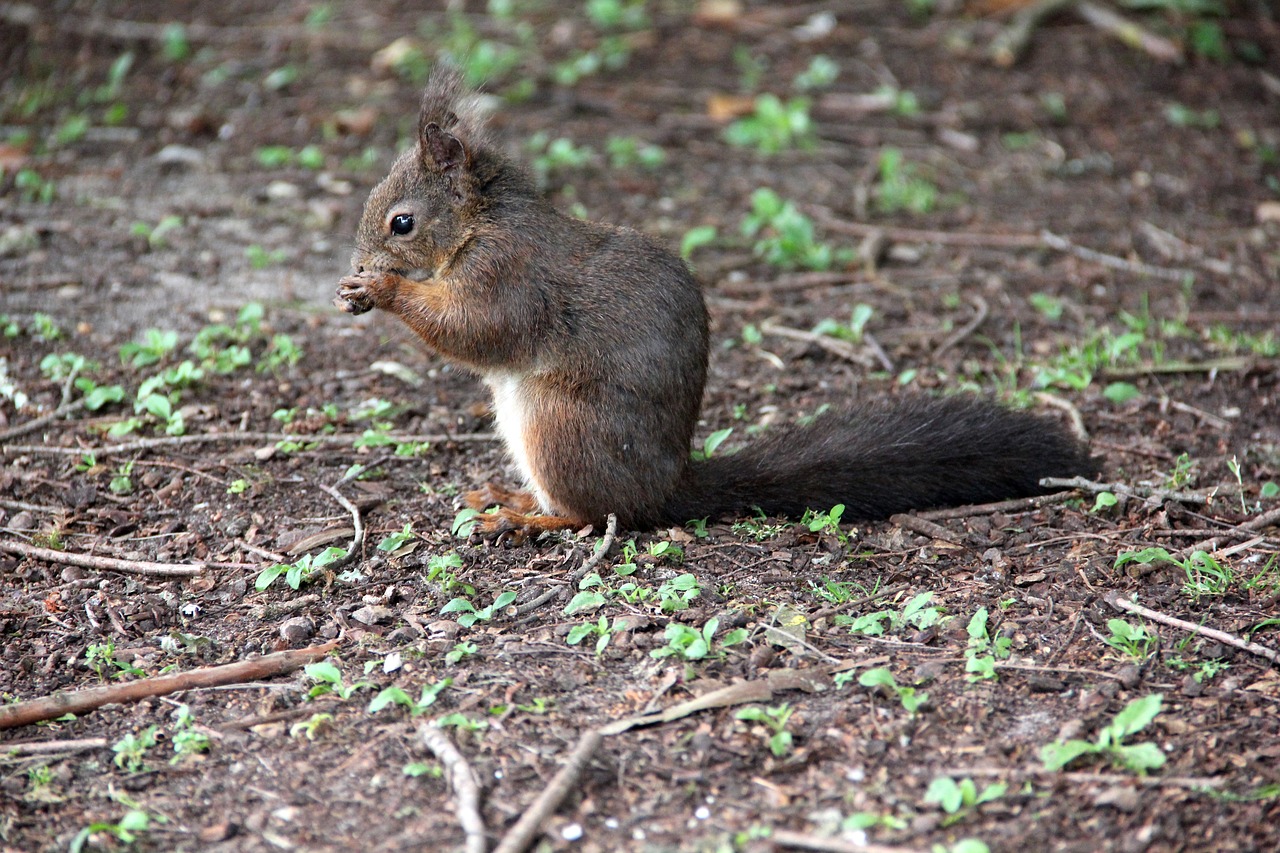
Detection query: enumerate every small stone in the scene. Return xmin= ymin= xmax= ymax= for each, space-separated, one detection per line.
xmin=278 ymin=617 xmax=315 ymax=647
xmin=351 ymin=604 xmax=394 ymax=626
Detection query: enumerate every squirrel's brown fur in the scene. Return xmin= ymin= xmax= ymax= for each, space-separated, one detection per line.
xmin=335 ymin=69 xmax=1096 ymax=538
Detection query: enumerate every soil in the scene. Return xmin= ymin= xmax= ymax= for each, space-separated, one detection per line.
xmin=2 ymin=2 xmax=1279 ymax=852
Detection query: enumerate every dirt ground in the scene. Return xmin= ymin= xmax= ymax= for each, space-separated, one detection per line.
xmin=2 ymin=1 xmax=1279 ymax=851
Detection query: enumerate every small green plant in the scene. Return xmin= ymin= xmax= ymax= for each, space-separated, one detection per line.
xmin=290 ymin=712 xmax=334 ymax=740
xmin=1114 ymin=548 xmax=1232 ymax=600
xmin=130 ymin=215 xmax=182 ymax=250
xmin=258 ymin=333 xmax=303 ymax=372
xmin=255 ymin=546 xmax=347 ymax=591
xmin=812 ymin=304 xmax=874 ymax=344
xmin=304 ymin=661 xmax=374 ymax=700
xmin=255 ymin=144 xmax=324 ymax=169
xmin=109 ymin=460 xmax=135 ymax=495
xmin=527 ymin=132 xmax=595 ymax=183
xmin=858 ymin=667 xmax=928 ymax=714
xmin=437 ymin=712 xmax=489 ymax=738
xmin=736 ymin=702 xmax=795 ymax=757
xmin=605 ymin=135 xmax=665 ymax=170
xmin=112 ymin=725 xmax=159 ymax=773
xmin=874 ymin=148 xmax=937 ymax=215
xmin=1164 ymin=103 xmax=1219 ymax=130
xmin=86 ymin=640 xmax=145 ymax=681
xmin=377 ymin=523 xmax=417 ymax=554
xmin=840 ymin=591 xmax=944 ymax=637
xmin=1104 ymin=618 xmax=1158 ymax=661
xmin=368 ymin=679 xmax=451 ymax=717
xmin=445 ymin=641 xmax=479 ymax=664
xmin=169 ymin=704 xmax=211 ymax=764
xmin=69 ymin=809 xmax=157 ymax=853
xmin=119 ymin=328 xmax=179 ymax=368
xmin=656 ymin=573 xmax=702 ymax=612
xmin=441 ymin=589 xmax=517 ymax=627
xmin=680 ymin=225 xmax=717 ymax=261
xmin=724 ymin=94 xmax=814 ymax=154
xmin=731 ymin=508 xmax=788 ymax=541
xmin=924 ymin=776 xmax=1007 ymax=826
xmin=567 ymin=614 xmax=621 ymax=655
xmin=964 ymin=607 xmax=1012 ymax=681
xmin=690 ymin=427 xmax=733 ymax=462
xmin=14 ymin=168 xmax=56 ymax=203
xmin=246 ymin=244 xmax=286 ymax=268
xmin=793 ymin=56 xmax=839 ymax=91
xmin=741 ymin=188 xmax=853 ymax=271
xmin=801 ymin=503 xmax=847 ymax=542
xmin=1040 ymin=693 xmax=1166 ymax=774
xmin=651 ymin=616 xmax=747 ymax=661
xmin=1166 ymin=451 xmax=1196 ymax=488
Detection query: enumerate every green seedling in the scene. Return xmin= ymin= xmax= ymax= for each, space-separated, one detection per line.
xmin=810 ymin=577 xmax=877 ymax=604
xmin=840 ymin=591 xmax=944 ymax=637
xmin=656 ymin=572 xmax=702 ymax=612
xmin=793 ymin=55 xmax=839 ymax=91
xmin=34 ymin=314 xmax=62 ymax=340
xmin=605 ymin=135 xmax=665 ymax=170
xmin=736 ymin=702 xmax=795 ymax=757
xmin=924 ymin=776 xmax=1007 ymax=826
xmin=85 ymin=640 xmax=145 ymax=681
xmin=680 ymin=225 xmax=717 ymax=261
xmin=858 ymin=667 xmax=928 ymax=714
xmin=130 ymin=215 xmax=182 ymax=250
xmin=690 ymin=427 xmax=732 ymax=462
xmin=14 ymin=168 xmax=56 ymax=203
xmin=403 ymin=761 xmax=443 ymax=778
xmin=256 ymin=546 xmax=347 ymax=591
xmin=567 ymin=614 xmax=621 ymax=655
xmin=437 ymin=713 xmax=489 ymax=739
xmin=69 ymin=809 xmax=157 ymax=853
xmin=1114 ymin=548 xmax=1232 ymax=600
xmin=651 ymin=616 xmax=747 ymax=661
xmin=527 ymin=132 xmax=595 ymax=182
xmin=812 ymin=304 xmax=874 ymax=343
xmin=964 ymin=607 xmax=1012 ymax=681
xmin=874 ymin=147 xmax=937 ymax=215
xmin=1104 ymin=618 xmax=1157 ymax=661
xmin=368 ymin=679 xmax=451 ymax=717
xmin=258 ymin=333 xmax=303 ymax=372
xmin=1164 ymin=103 xmax=1219 ymax=130
xmin=801 ymin=503 xmax=847 ymax=542
xmin=1040 ymin=693 xmax=1166 ymax=774
xmin=112 ymin=725 xmax=159 ymax=773
xmin=109 ymin=461 xmax=134 ymax=495
xmin=290 ymin=712 xmax=334 ymax=740
xmin=441 ymin=590 xmax=517 ymax=627
xmin=304 ymin=661 xmax=374 ymax=700
xmin=723 ymin=94 xmax=814 ymax=154
xmin=426 ymin=552 xmax=470 ymax=595
xmin=119 ymin=328 xmax=179 ymax=368
xmin=377 ymin=523 xmax=417 ymax=555
xmin=445 ymin=641 xmax=478 ymax=664
xmin=1091 ymin=490 xmax=1120 ymax=512
xmin=741 ymin=188 xmax=853 ymax=271
xmin=169 ymin=704 xmax=211 ymax=764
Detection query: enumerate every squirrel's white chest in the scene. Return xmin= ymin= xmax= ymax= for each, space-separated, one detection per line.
xmin=483 ymin=373 xmax=550 ymax=511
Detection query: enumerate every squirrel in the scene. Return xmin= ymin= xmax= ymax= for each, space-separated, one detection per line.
xmin=334 ymin=68 xmax=1097 ymax=539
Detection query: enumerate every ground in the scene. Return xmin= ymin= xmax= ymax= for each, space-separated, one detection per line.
xmin=1 ymin=1 xmax=1279 ymax=851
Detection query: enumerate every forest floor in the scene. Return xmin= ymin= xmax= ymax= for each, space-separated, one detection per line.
xmin=1 ymin=1 xmax=1279 ymax=851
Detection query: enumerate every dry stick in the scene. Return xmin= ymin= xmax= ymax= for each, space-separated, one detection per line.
xmin=940 ymin=765 xmax=1221 ymax=790
xmin=0 ymin=430 xmax=496 ymax=457
xmin=318 ymin=483 xmax=364 ymax=573
xmin=2 ymin=737 xmax=109 ymax=756
xmin=1074 ymin=0 xmax=1184 ymax=64
xmin=420 ymin=722 xmax=487 ymax=853
xmin=1039 ymin=230 xmax=1191 ymax=281
xmin=1104 ymin=593 xmax=1280 ymax=666
xmin=890 ymin=513 xmax=965 ymax=545
xmin=0 ymin=398 xmax=87 ymax=442
xmin=932 ymin=294 xmax=988 ymax=360
xmin=988 ymin=0 xmax=1076 ymax=66
xmin=492 ymin=727 xmax=605 ymax=853
xmin=1176 ymin=505 xmax=1280 ymax=559
xmin=0 ymin=641 xmax=338 ymax=729
xmin=515 ymin=514 xmax=618 ymax=617
xmin=759 ymin=321 xmax=875 ymax=367
xmin=915 ymin=491 xmax=1076 ymax=521
xmin=0 ymin=539 xmax=206 ymax=578
xmin=769 ymin=830 xmax=919 ymax=853
xmin=1040 ymin=475 xmax=1209 ymax=506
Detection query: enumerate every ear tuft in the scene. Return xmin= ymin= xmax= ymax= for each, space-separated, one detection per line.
xmin=423 ymin=122 xmax=467 ymax=174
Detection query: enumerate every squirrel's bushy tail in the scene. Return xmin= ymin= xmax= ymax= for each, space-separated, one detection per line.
xmin=661 ymin=396 xmax=1097 ymax=524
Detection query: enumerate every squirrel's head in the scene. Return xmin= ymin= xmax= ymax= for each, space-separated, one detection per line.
xmin=349 ymin=67 xmax=492 ymax=278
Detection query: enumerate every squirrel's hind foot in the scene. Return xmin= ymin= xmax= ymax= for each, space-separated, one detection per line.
xmin=470 ymin=507 xmax=584 ymax=545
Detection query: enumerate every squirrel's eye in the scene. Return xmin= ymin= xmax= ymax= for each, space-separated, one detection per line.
xmin=389 ymin=214 xmax=414 ymax=236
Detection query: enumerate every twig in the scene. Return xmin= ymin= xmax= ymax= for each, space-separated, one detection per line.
xmin=515 ymin=514 xmax=618 ymax=617
xmin=769 ymin=830 xmax=917 ymax=853
xmin=0 ymin=398 xmax=87 ymax=442
xmin=420 ymin=722 xmax=487 ymax=853
xmin=988 ymin=0 xmax=1076 ymax=67
xmin=1175 ymin=505 xmax=1280 ymax=559
xmin=1 ymin=430 xmax=495 ymax=458
xmin=318 ymin=483 xmax=364 ymax=572
xmin=2 ymin=737 xmax=109 ymax=757
xmin=0 ymin=539 xmax=206 ymax=577
xmin=759 ymin=321 xmax=875 ymax=367
xmin=915 ymin=491 xmax=1077 ymax=521
xmin=0 ymin=641 xmax=339 ymax=729
xmin=939 ymin=765 xmax=1221 ymax=790
xmin=1039 ymin=230 xmax=1191 ymax=282
xmin=890 ymin=513 xmax=965 ymax=545
xmin=1104 ymin=592 xmax=1279 ymax=666
xmin=716 ymin=270 xmax=861 ymax=296
xmin=1040 ymin=476 xmax=1209 ymax=506
xmin=492 ymin=728 xmax=605 ymax=853
xmin=1074 ymin=0 xmax=1184 ymax=64
xmin=812 ymin=209 xmax=1042 ymax=248
xmin=1101 ymin=357 xmax=1253 ymax=377
xmin=932 ymin=294 xmax=989 ymax=360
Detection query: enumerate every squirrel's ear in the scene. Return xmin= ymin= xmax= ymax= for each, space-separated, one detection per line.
xmin=422 ymin=121 xmax=467 ymax=175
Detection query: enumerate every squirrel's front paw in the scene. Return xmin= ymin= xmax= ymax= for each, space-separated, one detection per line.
xmin=333 ymin=272 xmax=383 ymax=315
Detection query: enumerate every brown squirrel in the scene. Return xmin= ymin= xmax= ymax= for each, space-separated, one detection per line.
xmin=335 ymin=69 xmax=1096 ymax=539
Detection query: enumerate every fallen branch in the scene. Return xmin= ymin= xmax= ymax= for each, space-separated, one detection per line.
xmin=1 ymin=430 xmax=495 ymax=458
xmin=915 ymin=491 xmax=1076 ymax=521
xmin=420 ymin=722 xmax=487 ymax=853
xmin=770 ymin=829 xmax=916 ymax=853
xmin=759 ymin=321 xmax=875 ymax=367
xmin=2 ymin=737 xmax=109 ymax=757
xmin=940 ymin=764 xmax=1221 ymax=790
xmin=1040 ymin=475 xmax=1209 ymax=506
xmin=1040 ymin=230 xmax=1191 ymax=282
xmin=1175 ymin=505 xmax=1280 ymax=559
xmin=0 ymin=641 xmax=339 ymax=729
xmin=0 ymin=398 xmax=87 ymax=442
xmin=0 ymin=539 xmax=206 ymax=578
xmin=1104 ymin=592 xmax=1279 ymax=666
xmin=988 ymin=0 xmax=1076 ymax=67
xmin=492 ymin=728 xmax=605 ymax=853
xmin=318 ymin=482 xmax=365 ymax=573
xmin=932 ymin=294 xmax=989 ymax=360
xmin=1074 ymin=0 xmax=1184 ymax=65
xmin=890 ymin=513 xmax=965 ymax=545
